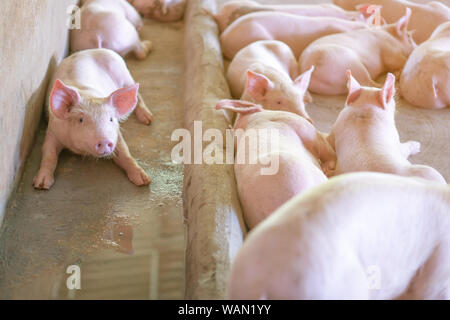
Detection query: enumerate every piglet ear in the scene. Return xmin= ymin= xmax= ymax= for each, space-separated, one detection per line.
xmin=50 ymin=79 xmax=81 ymax=119
xmin=396 ymin=7 xmax=411 ymax=36
xmin=216 ymin=99 xmax=263 ymax=115
xmin=357 ymin=4 xmax=384 ymax=18
xmin=357 ymin=4 xmax=386 ymax=26
xmin=246 ymin=70 xmax=274 ymax=100
xmin=346 ymin=70 xmax=361 ymax=105
xmin=108 ymin=84 xmax=139 ymax=118
xmin=294 ymin=65 xmax=314 ymax=96
xmin=379 ymin=73 xmax=396 ymax=109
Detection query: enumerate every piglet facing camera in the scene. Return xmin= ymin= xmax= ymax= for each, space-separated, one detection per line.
xmin=49 ymin=80 xmax=138 ymax=158
xmin=33 ymin=49 xmax=153 ymax=190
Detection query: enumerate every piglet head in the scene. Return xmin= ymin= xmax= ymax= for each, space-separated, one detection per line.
xmin=244 ymin=67 xmax=313 ymax=123
xmin=345 ymin=70 xmax=396 ymax=112
xmin=388 ymin=8 xmax=417 ymax=55
xmin=50 ymin=79 xmax=139 ymax=157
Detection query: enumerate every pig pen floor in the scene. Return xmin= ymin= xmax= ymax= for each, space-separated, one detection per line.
xmin=0 ymin=19 xmax=185 ymax=299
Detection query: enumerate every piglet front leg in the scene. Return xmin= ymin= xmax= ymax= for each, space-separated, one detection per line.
xmin=113 ymin=132 xmax=151 ymax=186
xmin=33 ymin=131 xmax=63 ymax=190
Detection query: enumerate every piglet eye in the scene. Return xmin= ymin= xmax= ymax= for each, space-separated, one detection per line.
xmin=79 ymin=117 xmax=84 ymax=123
xmin=110 ymin=117 xmax=113 ymax=122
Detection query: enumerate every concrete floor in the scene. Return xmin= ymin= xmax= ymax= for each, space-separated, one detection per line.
xmin=0 ymin=19 xmax=185 ymax=299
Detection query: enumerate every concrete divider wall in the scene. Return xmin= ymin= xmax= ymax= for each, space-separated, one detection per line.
xmin=183 ymin=0 xmax=247 ymax=299
xmin=0 ymin=0 xmax=78 ymax=224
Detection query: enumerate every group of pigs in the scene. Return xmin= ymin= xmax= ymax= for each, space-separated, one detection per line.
xmin=210 ymin=0 xmax=450 ymax=299
xmin=30 ymin=0 xmax=450 ymax=300
xmin=33 ymin=0 xmax=185 ymax=190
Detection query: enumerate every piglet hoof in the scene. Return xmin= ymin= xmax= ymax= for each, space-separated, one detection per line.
xmin=32 ymin=170 xmax=54 ymax=190
xmin=143 ymin=40 xmax=153 ymax=53
xmin=128 ymin=167 xmax=151 ymax=186
xmin=135 ymin=40 xmax=153 ymax=60
xmin=136 ymin=106 xmax=154 ymax=125
xmin=410 ymin=141 xmax=421 ymax=155
xmin=393 ymin=70 xmax=402 ymax=79
xmin=304 ymin=91 xmax=314 ymax=103
xmin=405 ymin=140 xmax=421 ymax=156
xmin=322 ymin=161 xmax=336 ymax=177
xmin=324 ymin=168 xmax=336 ymax=178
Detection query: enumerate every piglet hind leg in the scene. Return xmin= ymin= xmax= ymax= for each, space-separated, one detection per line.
xmin=400 ymin=243 xmax=450 ymax=299
xmin=120 ymin=0 xmax=144 ymax=32
xmin=406 ymin=165 xmax=447 ymax=185
xmin=33 ymin=132 xmax=63 ymax=190
xmin=113 ymin=132 xmax=151 ymax=186
xmin=135 ymin=93 xmax=154 ymax=125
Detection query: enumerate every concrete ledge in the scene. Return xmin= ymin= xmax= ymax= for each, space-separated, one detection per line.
xmin=182 ymin=0 xmax=246 ymax=300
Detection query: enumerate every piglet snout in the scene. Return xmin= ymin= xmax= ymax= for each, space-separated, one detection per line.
xmin=95 ymin=140 xmax=115 ymax=156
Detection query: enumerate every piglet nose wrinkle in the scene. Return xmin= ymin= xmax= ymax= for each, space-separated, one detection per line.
xmin=95 ymin=140 xmax=115 ymax=155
